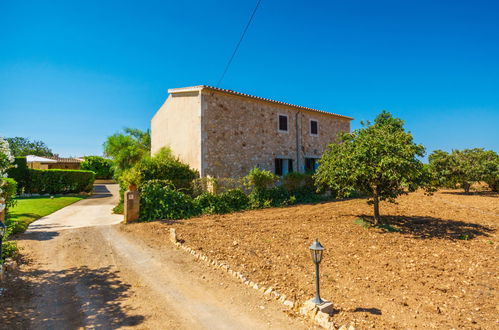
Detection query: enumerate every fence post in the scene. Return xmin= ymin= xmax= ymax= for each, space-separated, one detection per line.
xmin=124 ymin=185 xmax=140 ymax=223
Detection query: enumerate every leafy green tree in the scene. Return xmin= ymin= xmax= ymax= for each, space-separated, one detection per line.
xmin=314 ymin=111 xmax=430 ymax=225
xmin=6 ymin=137 xmax=54 ymax=157
xmin=80 ymin=156 xmax=114 ymax=179
xmin=483 ymin=151 xmax=499 ymax=192
xmin=103 ymin=128 xmax=151 ymax=175
xmin=429 ymin=148 xmax=499 ymax=193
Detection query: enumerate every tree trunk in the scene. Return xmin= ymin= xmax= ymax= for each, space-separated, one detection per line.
xmin=373 ymin=188 xmax=381 ymax=225
xmin=463 ymin=182 xmax=470 ymax=194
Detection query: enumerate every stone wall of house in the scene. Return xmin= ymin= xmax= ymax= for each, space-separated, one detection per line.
xmin=151 ymin=91 xmax=202 ymax=174
xmin=201 ymin=90 xmax=350 ymax=178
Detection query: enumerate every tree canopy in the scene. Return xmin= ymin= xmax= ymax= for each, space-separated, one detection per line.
xmin=428 ymin=148 xmax=499 ymax=193
xmin=314 ymin=111 xmax=430 ymax=224
xmin=80 ymin=156 xmax=114 ymax=179
xmin=6 ymin=137 xmax=54 ymax=157
xmin=103 ymin=128 xmax=151 ymax=175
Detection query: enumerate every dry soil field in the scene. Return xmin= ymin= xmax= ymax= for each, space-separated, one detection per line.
xmin=128 ymin=189 xmax=498 ymax=329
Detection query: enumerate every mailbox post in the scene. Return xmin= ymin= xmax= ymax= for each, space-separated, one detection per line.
xmin=124 ymin=184 xmax=140 ymax=223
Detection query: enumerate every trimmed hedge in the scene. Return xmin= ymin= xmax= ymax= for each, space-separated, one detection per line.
xmin=81 ymin=156 xmax=114 ymax=179
xmin=25 ymin=169 xmax=95 ymax=194
xmin=7 ymin=157 xmax=29 ymax=193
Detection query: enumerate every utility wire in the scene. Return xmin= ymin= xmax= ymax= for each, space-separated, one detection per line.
xmin=216 ymin=0 xmax=262 ymax=86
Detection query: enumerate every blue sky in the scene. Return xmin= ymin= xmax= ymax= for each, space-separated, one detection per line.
xmin=1 ymin=0 xmax=498 ymax=158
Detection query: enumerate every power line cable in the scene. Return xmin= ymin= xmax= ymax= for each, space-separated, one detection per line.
xmin=216 ymin=0 xmax=262 ymax=86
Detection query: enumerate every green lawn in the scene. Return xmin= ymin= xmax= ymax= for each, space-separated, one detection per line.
xmin=7 ymin=196 xmax=85 ymax=234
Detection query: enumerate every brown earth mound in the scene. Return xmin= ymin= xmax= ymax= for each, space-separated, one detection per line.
xmin=128 ymin=189 xmax=498 ymax=329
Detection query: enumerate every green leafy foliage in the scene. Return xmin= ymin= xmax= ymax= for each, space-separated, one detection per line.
xmin=6 ymin=157 xmax=29 ymax=193
xmin=249 ymin=186 xmax=293 ymax=208
xmin=103 ymin=128 xmax=151 ymax=175
xmin=1 ymin=240 xmax=18 ymax=260
xmin=24 ymin=169 xmax=95 ymax=194
xmin=80 ymin=156 xmax=114 ymax=179
xmin=282 ymin=172 xmax=316 ymax=197
xmin=139 ymin=180 xmax=200 ymax=221
xmin=194 ymin=189 xmax=249 ymax=214
xmin=121 ymin=147 xmax=198 ymax=194
xmin=6 ymin=137 xmax=54 ymax=157
xmin=428 ymin=148 xmax=499 ymax=193
xmin=1 ymin=177 xmax=17 ymax=210
xmin=244 ymin=167 xmax=278 ymax=191
xmin=315 ymin=111 xmax=431 ymax=224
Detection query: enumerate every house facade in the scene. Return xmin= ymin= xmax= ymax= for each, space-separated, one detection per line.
xmin=151 ymin=85 xmax=352 ymax=178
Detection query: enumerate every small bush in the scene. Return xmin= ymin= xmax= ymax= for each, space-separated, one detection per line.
xmin=220 ymin=189 xmax=250 ymax=212
xmin=139 ymin=180 xmax=200 ymax=221
xmin=25 ymin=169 xmax=95 ymax=194
xmin=245 ymin=167 xmax=278 ymax=191
xmin=5 ymin=218 xmax=28 ymax=235
xmin=282 ymin=172 xmax=316 ymax=199
xmin=249 ymin=186 xmax=292 ymax=208
xmin=1 ymin=240 xmax=18 ymax=260
xmin=194 ymin=189 xmax=249 ymax=214
xmin=1 ymin=177 xmax=17 ymax=210
xmin=122 ymin=148 xmax=198 ymax=195
xmin=81 ymin=156 xmax=114 ymax=179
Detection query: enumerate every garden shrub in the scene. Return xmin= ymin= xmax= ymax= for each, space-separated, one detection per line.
xmin=194 ymin=188 xmax=249 ymax=214
xmin=1 ymin=240 xmax=18 ymax=260
xmin=244 ymin=167 xmax=278 ymax=191
xmin=6 ymin=157 xmax=29 ymax=193
xmin=139 ymin=180 xmax=200 ymax=221
xmin=1 ymin=177 xmax=17 ymax=210
xmin=249 ymin=185 xmax=293 ymax=208
xmin=282 ymin=172 xmax=316 ymax=196
xmin=122 ymin=148 xmax=198 ymax=194
xmin=5 ymin=218 xmax=28 ymax=235
xmin=80 ymin=156 xmax=114 ymax=179
xmin=25 ymin=169 xmax=95 ymax=194
xmin=191 ymin=177 xmax=248 ymax=196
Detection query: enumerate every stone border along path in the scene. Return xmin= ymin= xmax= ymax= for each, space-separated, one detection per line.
xmin=169 ymin=228 xmax=356 ymax=330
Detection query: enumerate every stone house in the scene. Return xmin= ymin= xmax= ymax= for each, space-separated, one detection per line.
xmin=151 ymin=85 xmax=352 ymax=178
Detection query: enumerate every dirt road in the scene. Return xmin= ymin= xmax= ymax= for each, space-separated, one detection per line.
xmin=5 ymin=185 xmax=311 ymax=329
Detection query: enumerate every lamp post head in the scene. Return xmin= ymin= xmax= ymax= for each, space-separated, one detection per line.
xmin=309 ymin=239 xmax=325 ymax=264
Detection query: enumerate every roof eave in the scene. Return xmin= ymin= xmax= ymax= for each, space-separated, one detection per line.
xmin=167 ymin=85 xmax=353 ymax=120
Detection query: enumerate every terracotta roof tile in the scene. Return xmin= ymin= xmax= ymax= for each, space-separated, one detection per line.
xmin=167 ymin=85 xmax=353 ymax=120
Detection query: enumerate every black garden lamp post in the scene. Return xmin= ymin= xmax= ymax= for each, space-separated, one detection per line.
xmin=309 ymin=239 xmax=325 ymax=305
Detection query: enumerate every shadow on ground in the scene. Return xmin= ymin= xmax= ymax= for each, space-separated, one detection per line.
xmin=0 ymin=266 xmax=145 ymax=329
xmin=353 ymin=307 xmax=382 ymax=315
xmin=441 ymin=191 xmax=498 ymax=197
xmin=19 ymin=230 xmax=60 ymax=241
xmin=359 ymin=215 xmax=495 ymax=240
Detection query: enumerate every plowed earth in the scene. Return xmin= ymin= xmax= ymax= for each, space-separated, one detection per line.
xmin=127 ymin=189 xmax=498 ymax=329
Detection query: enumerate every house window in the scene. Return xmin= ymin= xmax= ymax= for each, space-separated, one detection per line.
xmin=275 ymin=158 xmax=293 ymax=176
xmin=305 ymin=158 xmax=319 ymax=173
xmin=310 ymin=120 xmax=318 ymax=136
xmin=278 ymin=114 xmax=288 ymax=132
